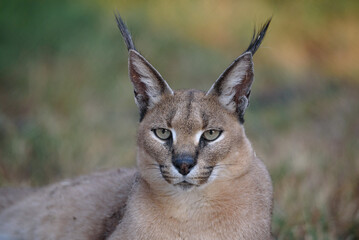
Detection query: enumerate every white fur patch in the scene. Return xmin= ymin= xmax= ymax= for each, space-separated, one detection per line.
xmin=186 ymin=165 xmax=200 ymax=179
xmin=169 ymin=165 xmax=183 ymax=183
xmin=170 ymin=164 xmax=201 ymax=185
xmin=132 ymin=59 xmax=162 ymax=108
xmin=217 ymin=60 xmax=249 ymax=111
xmin=193 ymin=130 xmax=204 ymax=144
xmin=170 ymin=129 xmax=177 ymax=144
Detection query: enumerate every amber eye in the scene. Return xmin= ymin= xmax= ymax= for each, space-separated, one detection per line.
xmin=202 ymin=130 xmax=221 ymax=141
xmin=154 ymin=128 xmax=171 ymax=140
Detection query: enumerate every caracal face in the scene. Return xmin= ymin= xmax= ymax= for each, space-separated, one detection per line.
xmin=137 ymin=89 xmax=245 ymax=190
xmin=115 ymin=16 xmax=271 ymax=193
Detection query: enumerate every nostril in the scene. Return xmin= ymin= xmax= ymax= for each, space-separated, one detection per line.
xmin=178 ymin=162 xmax=190 ymax=176
xmin=173 ymin=157 xmax=195 ymax=176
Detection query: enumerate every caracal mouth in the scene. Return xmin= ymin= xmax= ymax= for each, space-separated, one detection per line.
xmin=159 ymin=164 xmax=213 ymax=189
xmin=174 ymin=181 xmax=196 ymax=190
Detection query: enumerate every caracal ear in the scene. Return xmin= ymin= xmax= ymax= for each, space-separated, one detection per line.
xmin=206 ymin=53 xmax=254 ymax=123
xmin=206 ymin=19 xmax=271 ymax=123
xmin=115 ymin=13 xmax=173 ymax=121
xmin=128 ymin=50 xmax=173 ymax=120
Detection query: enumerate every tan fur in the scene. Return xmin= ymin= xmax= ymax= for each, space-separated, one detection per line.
xmin=0 ymin=169 xmax=137 ymax=239
xmin=0 ymin=188 xmax=36 ymax=213
xmin=0 ymin=18 xmax=273 ymax=240
xmin=109 ymin=91 xmax=273 ymax=240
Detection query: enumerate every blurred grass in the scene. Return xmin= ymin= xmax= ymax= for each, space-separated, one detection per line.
xmin=0 ymin=0 xmax=358 ymax=239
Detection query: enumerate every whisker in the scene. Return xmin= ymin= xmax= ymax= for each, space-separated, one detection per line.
xmin=163 ymin=176 xmax=177 ymax=179
xmin=145 ymin=167 xmax=160 ymax=170
xmin=191 ymin=177 xmax=209 ymax=180
xmin=147 ymin=163 xmax=159 ymax=166
xmin=216 ymin=163 xmax=237 ymax=166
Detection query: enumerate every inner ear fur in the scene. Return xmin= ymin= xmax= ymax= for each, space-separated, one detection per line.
xmin=128 ymin=50 xmax=173 ymax=121
xmin=206 ymin=52 xmax=254 ymax=123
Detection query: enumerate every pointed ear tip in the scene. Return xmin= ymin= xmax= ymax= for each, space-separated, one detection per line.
xmin=243 ymin=52 xmax=253 ymax=59
xmin=237 ymin=52 xmax=253 ymax=65
xmin=129 ymin=49 xmax=144 ymax=62
xmin=129 ymin=49 xmax=139 ymax=56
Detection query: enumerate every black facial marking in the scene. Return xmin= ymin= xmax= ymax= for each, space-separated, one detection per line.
xmin=201 ymin=112 xmax=209 ymax=129
xmin=164 ymin=135 xmax=173 ymax=149
xmin=159 ymin=165 xmax=175 ymax=184
xmin=194 ymin=146 xmax=200 ymax=163
xmin=199 ymin=137 xmax=208 ymax=149
xmin=139 ymin=108 xmax=147 ymax=122
xmin=185 ymin=91 xmax=195 ymax=120
xmin=159 ymin=165 xmax=169 ymax=175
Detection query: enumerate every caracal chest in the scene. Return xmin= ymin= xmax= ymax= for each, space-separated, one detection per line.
xmin=121 ymin=188 xmax=241 ymax=240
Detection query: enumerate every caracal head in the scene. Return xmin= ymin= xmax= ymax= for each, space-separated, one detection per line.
xmin=116 ymin=15 xmax=271 ymax=191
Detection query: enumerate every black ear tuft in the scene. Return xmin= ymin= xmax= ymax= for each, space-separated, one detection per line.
xmin=206 ymin=19 xmax=271 ymax=124
xmin=115 ymin=13 xmax=136 ymax=51
xmin=244 ymin=18 xmax=271 ymax=55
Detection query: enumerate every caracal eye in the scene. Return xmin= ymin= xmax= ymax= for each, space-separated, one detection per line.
xmin=154 ymin=128 xmax=171 ymax=140
xmin=202 ymin=129 xmax=222 ymax=141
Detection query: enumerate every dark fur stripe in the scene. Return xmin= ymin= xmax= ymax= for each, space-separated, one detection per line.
xmin=245 ymin=18 xmax=271 ymax=55
xmin=115 ymin=13 xmax=136 ymax=51
xmin=186 ymin=91 xmax=195 ymax=120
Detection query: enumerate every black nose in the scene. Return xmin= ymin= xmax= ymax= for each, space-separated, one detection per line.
xmin=172 ymin=156 xmax=195 ymax=176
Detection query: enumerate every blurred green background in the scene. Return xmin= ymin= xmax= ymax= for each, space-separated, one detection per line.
xmin=0 ymin=0 xmax=358 ymax=239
